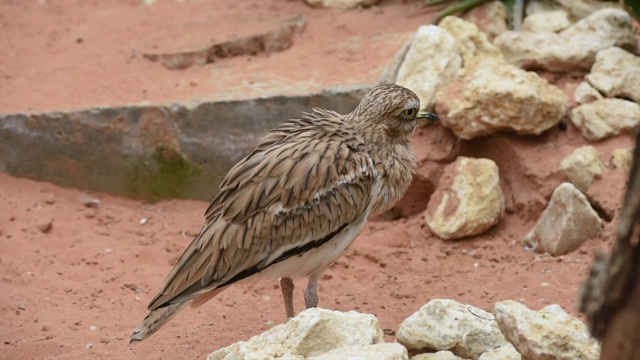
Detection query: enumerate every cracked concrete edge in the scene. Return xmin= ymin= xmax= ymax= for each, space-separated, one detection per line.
xmin=0 ymin=88 xmax=371 ymax=202
xmin=143 ymin=15 xmax=307 ymax=70
xmin=377 ymin=34 xmax=411 ymax=86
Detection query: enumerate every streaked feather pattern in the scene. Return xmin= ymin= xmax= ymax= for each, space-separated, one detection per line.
xmin=130 ymin=84 xmax=433 ymax=343
xmin=147 ymin=108 xmax=376 ymax=311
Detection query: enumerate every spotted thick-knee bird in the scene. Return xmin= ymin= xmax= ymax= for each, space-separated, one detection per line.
xmin=130 ymin=84 xmax=439 ymax=343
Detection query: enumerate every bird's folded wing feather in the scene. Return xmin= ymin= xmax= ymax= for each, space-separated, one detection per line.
xmin=147 ymin=110 xmax=377 ymax=310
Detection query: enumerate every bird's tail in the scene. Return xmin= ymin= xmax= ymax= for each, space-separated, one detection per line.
xmin=129 ymin=300 xmax=192 ymax=344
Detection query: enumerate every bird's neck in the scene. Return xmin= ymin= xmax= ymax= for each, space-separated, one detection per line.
xmin=344 ymin=111 xmax=417 ymax=215
xmin=353 ymin=130 xmax=416 ymax=215
xmin=370 ymin=140 xmax=417 ymax=215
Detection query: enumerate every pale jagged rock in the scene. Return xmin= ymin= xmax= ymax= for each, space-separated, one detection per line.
xmin=395 ymin=26 xmax=462 ymax=110
xmin=478 ymin=343 xmax=521 ymax=360
xmin=570 ymin=98 xmax=640 ymax=141
xmin=573 ymin=81 xmax=603 ymax=104
xmin=438 ymin=16 xmax=503 ymax=64
xmin=611 ymin=148 xmax=633 ymax=171
xmin=586 ymin=47 xmax=640 ymax=104
xmin=525 ymin=0 xmax=563 ymax=16
xmin=558 ymin=146 xmax=605 ymax=193
xmin=523 ymin=183 xmax=602 ymax=256
xmin=412 ymin=351 xmax=464 ymax=360
xmin=304 ymin=0 xmax=379 ymax=9
xmin=425 ymin=157 xmax=504 ymax=240
xmin=435 ymin=57 xmax=568 ymax=139
xmin=208 ymin=308 xmax=383 ymax=360
xmin=494 ymin=301 xmax=600 ymax=360
xmin=462 ymin=0 xmax=508 ymax=40
xmin=522 ymin=10 xmax=571 ymax=33
xmin=525 ymin=0 xmax=619 ymax=20
xmin=494 ymin=8 xmax=636 ymax=72
xmin=559 ymin=7 xmax=632 ymax=39
xmin=555 ymin=0 xmax=620 ymax=19
xmin=397 ymin=299 xmax=508 ymax=359
xmin=308 ymin=343 xmax=408 ymax=360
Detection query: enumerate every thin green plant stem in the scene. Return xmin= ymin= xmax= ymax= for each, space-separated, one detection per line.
xmin=437 ymin=0 xmax=492 ymax=19
xmin=426 ymin=0 xmax=456 ymax=6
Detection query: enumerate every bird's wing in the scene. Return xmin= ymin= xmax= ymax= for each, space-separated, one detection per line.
xmin=147 ymin=110 xmax=377 ymax=310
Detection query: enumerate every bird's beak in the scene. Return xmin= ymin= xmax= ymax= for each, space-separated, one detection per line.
xmin=417 ymin=111 xmax=440 ymax=125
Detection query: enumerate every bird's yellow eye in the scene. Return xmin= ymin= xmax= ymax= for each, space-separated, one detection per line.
xmin=400 ymin=108 xmax=417 ymax=120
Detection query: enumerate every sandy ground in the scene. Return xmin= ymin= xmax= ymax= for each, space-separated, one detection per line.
xmin=0 ymin=0 xmax=633 ymax=359
xmin=1 ymin=125 xmax=629 ymax=359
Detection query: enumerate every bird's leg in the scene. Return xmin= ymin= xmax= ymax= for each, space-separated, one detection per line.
xmin=280 ymin=276 xmax=295 ymax=319
xmin=304 ymin=273 xmax=319 ymax=309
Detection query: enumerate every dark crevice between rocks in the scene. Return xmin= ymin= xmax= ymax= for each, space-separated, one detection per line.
xmin=589 ymin=199 xmax=614 ymax=223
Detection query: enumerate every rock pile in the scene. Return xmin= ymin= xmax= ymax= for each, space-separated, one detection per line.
xmin=398 ymin=7 xmax=639 ymax=258
xmin=209 ymin=299 xmax=599 ymax=360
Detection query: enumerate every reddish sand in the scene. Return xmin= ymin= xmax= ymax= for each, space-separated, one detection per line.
xmin=1 ymin=126 xmax=631 ymax=359
xmin=0 ymin=1 xmax=633 ymax=359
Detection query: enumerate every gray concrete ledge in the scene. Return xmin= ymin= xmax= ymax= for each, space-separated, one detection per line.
xmin=0 ymin=89 xmax=369 ymax=201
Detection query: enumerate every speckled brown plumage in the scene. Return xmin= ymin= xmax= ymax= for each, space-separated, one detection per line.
xmin=130 ymin=84 xmax=438 ymax=343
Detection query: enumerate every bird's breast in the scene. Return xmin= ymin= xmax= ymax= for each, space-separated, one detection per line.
xmin=371 ymin=145 xmax=417 ymax=214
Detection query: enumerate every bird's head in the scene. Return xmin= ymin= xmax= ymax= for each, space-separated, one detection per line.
xmin=348 ymin=84 xmax=439 ymax=141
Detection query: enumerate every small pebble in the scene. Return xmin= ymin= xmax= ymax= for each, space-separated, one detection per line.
xmin=90 ymin=325 xmax=98 ymax=331
xmin=17 ymin=303 xmax=26 ymax=310
xmin=81 ymin=197 xmax=101 ymax=208
xmin=37 ymin=221 xmax=53 ymax=234
xmin=84 ymin=209 xmax=97 ymax=219
xmin=86 ymin=342 xmax=93 ymax=349
xmin=140 ymin=218 xmax=149 ymax=225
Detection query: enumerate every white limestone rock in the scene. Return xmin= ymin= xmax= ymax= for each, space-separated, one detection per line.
xmin=570 ymin=98 xmax=640 ymax=141
xmin=438 ymin=16 xmax=503 ymax=64
xmin=478 ymin=343 xmax=521 ymax=360
xmin=559 ymin=146 xmax=605 ymax=193
xmin=523 ymin=183 xmax=602 ymax=256
xmin=611 ymin=148 xmax=633 ymax=171
xmin=494 ymin=301 xmax=600 ymax=360
xmin=304 ymin=0 xmax=379 ymax=9
xmin=397 ymin=299 xmax=508 ymax=359
xmin=461 ymin=0 xmax=508 ymax=40
xmin=494 ymin=8 xmax=636 ymax=72
xmin=522 ymin=10 xmax=571 ymax=33
xmin=586 ymin=47 xmax=640 ymax=104
xmin=396 ymin=25 xmax=462 ymax=110
xmin=555 ymin=0 xmax=620 ymax=19
xmin=425 ymin=157 xmax=504 ymax=240
xmin=573 ymin=81 xmax=603 ymax=104
xmin=308 ymin=343 xmax=409 ymax=360
xmin=208 ymin=308 xmax=383 ymax=360
xmin=412 ymin=351 xmax=465 ymax=360
xmin=435 ymin=57 xmax=568 ymax=139
xmin=525 ymin=0 xmax=563 ymax=16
